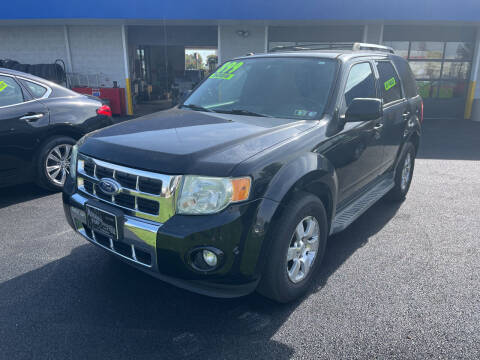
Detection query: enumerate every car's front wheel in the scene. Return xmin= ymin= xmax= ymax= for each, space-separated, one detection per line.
xmin=35 ymin=136 xmax=76 ymax=191
xmin=257 ymin=192 xmax=328 ymax=303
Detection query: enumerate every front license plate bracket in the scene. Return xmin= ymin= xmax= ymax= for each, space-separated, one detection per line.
xmin=85 ymin=202 xmax=123 ymax=240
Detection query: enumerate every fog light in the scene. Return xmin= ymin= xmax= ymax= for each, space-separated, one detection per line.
xmin=202 ymin=250 xmax=218 ymax=267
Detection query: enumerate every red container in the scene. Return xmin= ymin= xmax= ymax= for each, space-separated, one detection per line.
xmin=73 ymin=87 xmax=126 ymax=116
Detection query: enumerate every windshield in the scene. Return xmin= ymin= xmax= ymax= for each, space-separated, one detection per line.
xmin=182 ymin=57 xmax=337 ymax=120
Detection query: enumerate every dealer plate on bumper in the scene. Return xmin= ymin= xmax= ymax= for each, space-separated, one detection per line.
xmin=86 ymin=204 xmax=120 ymax=240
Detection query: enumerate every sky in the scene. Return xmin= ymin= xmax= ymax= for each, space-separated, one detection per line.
xmin=185 ymin=48 xmax=217 ymax=65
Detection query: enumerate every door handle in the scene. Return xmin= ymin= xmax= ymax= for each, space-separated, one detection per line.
xmin=402 ymin=111 xmax=411 ymax=120
xmin=20 ymin=113 xmax=44 ymax=122
xmin=374 ymin=123 xmax=383 ymax=130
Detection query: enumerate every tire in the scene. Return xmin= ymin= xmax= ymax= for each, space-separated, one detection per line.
xmin=257 ymin=192 xmax=328 ymax=303
xmin=35 ymin=136 xmax=76 ymax=191
xmin=386 ymin=142 xmax=416 ymax=202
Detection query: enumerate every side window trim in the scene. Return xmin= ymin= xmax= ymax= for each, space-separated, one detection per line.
xmin=389 ymin=60 xmax=406 ymax=101
xmin=0 ymin=74 xmax=26 ymax=109
xmin=375 ymin=60 xmax=405 ymax=107
xmin=17 ymin=76 xmax=52 ymax=100
xmin=341 ymin=60 xmax=377 ymax=111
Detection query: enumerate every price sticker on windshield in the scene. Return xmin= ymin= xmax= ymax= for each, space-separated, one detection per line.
xmin=210 ymin=61 xmax=244 ymax=80
xmin=0 ymin=81 xmax=8 ymax=92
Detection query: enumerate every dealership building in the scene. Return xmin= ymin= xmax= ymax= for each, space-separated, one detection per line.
xmin=2 ymin=0 xmax=480 ymax=119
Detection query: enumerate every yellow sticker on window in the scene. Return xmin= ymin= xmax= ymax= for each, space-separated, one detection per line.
xmin=0 ymin=81 xmax=8 ymax=92
xmin=384 ymin=77 xmax=396 ymax=91
xmin=210 ymin=61 xmax=244 ymax=80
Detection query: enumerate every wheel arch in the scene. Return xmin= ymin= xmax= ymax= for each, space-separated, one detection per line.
xmin=253 ymin=154 xmax=337 ymax=300
xmin=278 ymin=173 xmax=335 ymax=227
xmin=408 ymin=130 xmax=421 ymax=155
xmin=38 ymin=125 xmax=85 ymax=147
xmin=261 ymin=152 xmax=338 ymax=238
xmin=393 ymin=128 xmax=421 ymax=170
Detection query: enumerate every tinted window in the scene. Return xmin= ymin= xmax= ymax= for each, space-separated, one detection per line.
xmin=0 ymin=75 xmax=24 ymax=107
xmin=410 ymin=42 xmax=443 ymax=59
xmin=184 ymin=58 xmax=337 ymax=120
xmin=344 ymin=62 xmax=376 ymax=107
xmin=376 ymin=61 xmax=402 ymax=104
xmin=21 ymin=80 xmax=47 ymax=98
xmin=392 ymin=57 xmax=417 ymax=98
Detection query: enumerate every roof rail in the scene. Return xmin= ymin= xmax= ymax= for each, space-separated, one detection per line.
xmin=352 ymin=43 xmax=395 ymax=54
xmin=268 ymin=42 xmax=355 ymax=52
xmin=268 ymin=42 xmax=395 ymax=54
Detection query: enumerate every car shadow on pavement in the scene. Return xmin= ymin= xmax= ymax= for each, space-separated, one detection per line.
xmin=0 ymin=183 xmax=54 ymax=209
xmin=312 ymin=198 xmax=402 ymax=293
xmin=0 ymin=199 xmax=401 ymax=360
xmin=417 ymin=118 xmax=480 ymax=160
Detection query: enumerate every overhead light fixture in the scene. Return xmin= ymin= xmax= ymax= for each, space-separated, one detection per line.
xmin=236 ymin=30 xmax=250 ymax=38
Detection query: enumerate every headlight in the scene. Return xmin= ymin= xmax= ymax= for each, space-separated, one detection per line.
xmin=69 ymin=144 xmax=78 ymax=179
xmin=177 ymin=176 xmax=251 ymax=215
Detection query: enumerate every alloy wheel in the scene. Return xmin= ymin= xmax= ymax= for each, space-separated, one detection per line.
xmin=400 ymin=153 xmax=412 ymax=191
xmin=45 ymin=144 xmax=72 ymax=186
xmin=286 ymin=216 xmax=320 ymax=283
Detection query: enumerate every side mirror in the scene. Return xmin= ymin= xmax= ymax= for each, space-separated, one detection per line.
xmin=344 ymin=98 xmax=382 ymax=122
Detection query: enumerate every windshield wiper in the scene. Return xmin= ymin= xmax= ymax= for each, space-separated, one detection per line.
xmin=214 ymin=109 xmax=269 ymax=117
xmin=180 ymin=104 xmax=214 ymax=112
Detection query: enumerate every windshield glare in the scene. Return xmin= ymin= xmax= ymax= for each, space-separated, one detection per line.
xmin=183 ymin=57 xmax=337 ymax=120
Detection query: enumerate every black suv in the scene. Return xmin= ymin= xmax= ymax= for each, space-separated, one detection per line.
xmin=63 ymin=43 xmax=422 ymax=303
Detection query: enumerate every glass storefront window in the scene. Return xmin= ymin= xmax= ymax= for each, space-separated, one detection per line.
xmin=383 ymin=39 xmax=473 ymax=118
xmin=441 ymin=62 xmax=471 ymax=80
xmin=416 ymin=80 xmax=467 ymax=99
xmin=417 ymin=81 xmax=438 ymax=99
xmin=437 ymin=81 xmax=467 ymax=99
xmin=409 ymin=61 xmax=442 ymax=79
xmin=409 ymin=41 xmax=444 ymax=59
xmin=444 ymin=42 xmax=473 ymax=60
xmin=383 ymin=41 xmax=409 ymax=58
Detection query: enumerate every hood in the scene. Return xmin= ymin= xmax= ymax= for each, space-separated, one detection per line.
xmin=79 ymin=108 xmax=316 ymax=176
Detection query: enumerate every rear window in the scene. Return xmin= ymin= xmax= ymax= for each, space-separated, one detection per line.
xmin=376 ymin=61 xmax=403 ymax=104
xmin=392 ymin=57 xmax=418 ymax=98
xmin=21 ymin=80 xmax=48 ymax=98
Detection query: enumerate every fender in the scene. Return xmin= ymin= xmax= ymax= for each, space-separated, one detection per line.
xmin=263 ymin=151 xmax=338 ymax=212
xmin=239 ymin=151 xmax=339 ymax=277
xmin=394 ymin=114 xmax=421 ymax=170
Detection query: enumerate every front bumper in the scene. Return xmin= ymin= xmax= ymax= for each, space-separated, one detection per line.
xmin=62 ymin=183 xmax=279 ymax=298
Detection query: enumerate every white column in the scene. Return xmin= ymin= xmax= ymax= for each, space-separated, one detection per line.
xmin=264 ymin=25 xmax=269 ymax=53
xmin=63 ymin=25 xmax=73 ymax=73
xmin=217 ymin=25 xmax=222 ymax=64
xmin=362 ymin=25 xmax=368 ymax=43
xmin=363 ymin=23 xmax=384 ymax=44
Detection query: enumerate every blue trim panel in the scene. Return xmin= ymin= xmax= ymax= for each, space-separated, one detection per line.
xmin=2 ymin=0 xmax=480 ymax=21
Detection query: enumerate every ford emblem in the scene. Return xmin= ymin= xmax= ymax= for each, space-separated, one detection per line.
xmin=98 ymin=178 xmax=121 ymax=196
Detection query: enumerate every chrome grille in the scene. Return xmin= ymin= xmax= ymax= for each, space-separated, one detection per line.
xmin=76 ymin=154 xmax=182 ymax=223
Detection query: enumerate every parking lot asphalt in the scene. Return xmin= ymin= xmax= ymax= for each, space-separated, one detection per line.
xmin=1 ymin=119 xmax=480 ymax=359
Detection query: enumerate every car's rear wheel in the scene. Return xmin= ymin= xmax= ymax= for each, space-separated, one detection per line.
xmin=386 ymin=142 xmax=416 ymax=202
xmin=35 ymin=136 xmax=76 ymax=191
xmin=257 ymin=192 xmax=328 ymax=303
